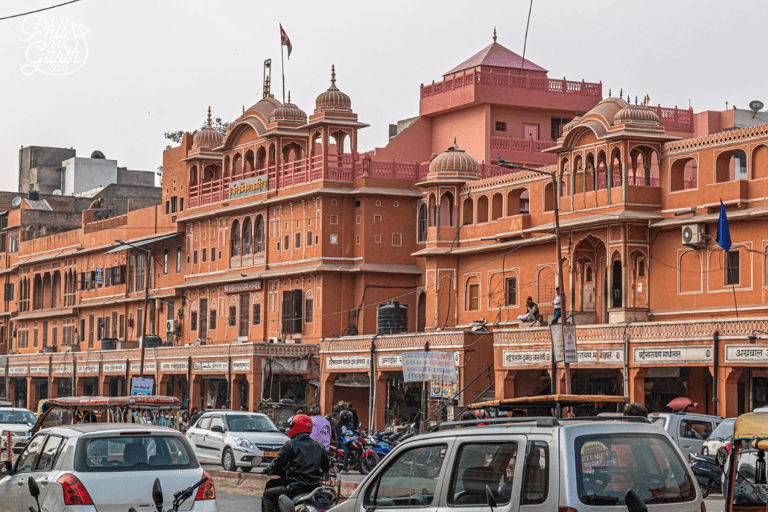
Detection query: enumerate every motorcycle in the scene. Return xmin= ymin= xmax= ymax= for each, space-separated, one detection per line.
xmin=329 ymin=433 xmax=380 ymax=474
xmin=278 ymin=486 xmax=337 ymax=512
xmin=689 ymin=452 xmax=723 ymax=498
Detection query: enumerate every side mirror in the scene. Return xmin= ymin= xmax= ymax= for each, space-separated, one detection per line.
xmin=152 ymin=478 xmax=163 ymax=511
xmin=625 ymin=489 xmax=647 ymax=512
xmin=0 ymin=460 xmax=12 ymax=475
xmin=485 ymin=485 xmax=497 ymax=511
xmin=278 ymin=494 xmax=295 ymax=512
xmin=211 ymin=425 xmax=224 ymax=433
xmin=28 ymin=477 xmax=40 ymax=498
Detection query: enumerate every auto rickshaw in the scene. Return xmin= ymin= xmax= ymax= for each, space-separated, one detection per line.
xmin=724 ymin=411 xmax=768 ymax=511
xmin=467 ymin=394 xmax=630 ymax=419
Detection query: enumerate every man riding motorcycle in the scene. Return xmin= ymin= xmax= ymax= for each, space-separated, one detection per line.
xmin=262 ymin=414 xmax=331 ymax=512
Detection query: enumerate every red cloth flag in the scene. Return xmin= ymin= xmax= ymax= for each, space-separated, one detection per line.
xmin=280 ymin=24 xmax=292 ymax=59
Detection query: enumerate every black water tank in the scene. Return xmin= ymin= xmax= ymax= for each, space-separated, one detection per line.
xmin=377 ymin=302 xmax=408 ymax=335
xmin=143 ymin=335 xmax=162 ymax=348
xmin=100 ymin=338 xmax=117 ymax=351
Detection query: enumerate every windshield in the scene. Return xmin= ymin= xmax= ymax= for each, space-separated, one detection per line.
xmin=74 ymin=434 xmax=197 ymax=472
xmin=226 ymin=414 xmax=279 ymax=433
xmin=709 ymin=419 xmax=736 ymax=440
xmin=0 ymin=410 xmax=36 ymax=424
xmin=650 ymin=416 xmax=667 ymax=428
xmin=576 ymin=432 xmax=696 ymax=505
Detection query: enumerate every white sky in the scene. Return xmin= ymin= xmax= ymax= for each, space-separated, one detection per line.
xmin=1 ymin=0 xmax=766 ymax=192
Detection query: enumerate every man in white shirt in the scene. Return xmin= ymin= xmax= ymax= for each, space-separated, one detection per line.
xmin=551 ymin=286 xmax=562 ymax=324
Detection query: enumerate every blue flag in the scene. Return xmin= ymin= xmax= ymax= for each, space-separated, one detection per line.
xmin=716 ymin=199 xmax=732 ymax=252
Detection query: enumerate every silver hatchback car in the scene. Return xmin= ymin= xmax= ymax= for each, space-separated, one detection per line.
xmin=0 ymin=423 xmax=218 ymax=512
xmin=331 ymin=416 xmax=702 ymax=512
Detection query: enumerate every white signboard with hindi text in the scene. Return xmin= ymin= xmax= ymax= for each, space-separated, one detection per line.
xmin=401 ymin=351 xmax=457 ymax=383
xmin=633 ymin=346 xmax=712 ymax=364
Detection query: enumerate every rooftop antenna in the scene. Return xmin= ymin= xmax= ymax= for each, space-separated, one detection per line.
xmin=519 ymin=0 xmax=533 ymax=75
xmin=749 ymin=100 xmax=764 ymax=118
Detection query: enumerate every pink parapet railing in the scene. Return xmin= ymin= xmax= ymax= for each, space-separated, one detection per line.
xmin=421 ymin=70 xmax=602 ymax=99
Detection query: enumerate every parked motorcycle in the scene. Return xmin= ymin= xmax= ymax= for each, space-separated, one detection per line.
xmin=125 ymin=476 xmax=210 ymax=512
xmin=689 ymin=452 xmax=723 ymax=498
xmin=329 ymin=433 xmax=379 ymax=474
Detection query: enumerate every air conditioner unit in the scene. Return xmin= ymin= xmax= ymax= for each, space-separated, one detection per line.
xmin=166 ymin=320 xmax=175 ymax=333
xmin=682 ymin=224 xmax=705 ymax=247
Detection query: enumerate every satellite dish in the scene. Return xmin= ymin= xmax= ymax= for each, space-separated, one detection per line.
xmin=750 ymin=100 xmax=764 ymax=118
xmin=11 ymin=197 xmax=22 ymax=207
xmin=52 ymin=189 xmax=62 ymax=196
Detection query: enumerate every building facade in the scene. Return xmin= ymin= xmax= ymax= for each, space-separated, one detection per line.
xmin=0 ymin=35 xmax=764 ymax=427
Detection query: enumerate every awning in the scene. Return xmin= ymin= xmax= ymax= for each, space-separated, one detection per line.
xmin=105 ymin=233 xmax=182 ymax=254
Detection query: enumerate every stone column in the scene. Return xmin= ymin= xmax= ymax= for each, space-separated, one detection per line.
xmin=622 ymin=161 xmax=629 ymax=203
xmin=720 ymin=367 xmax=744 ymax=418
xmin=320 ymin=372 xmax=338 ymax=417
xmin=494 ymin=369 xmax=517 ymax=401
xmin=26 ymin=377 xmax=35 ymax=411
xmin=628 ymin=367 xmax=647 ymax=406
xmin=606 ymin=165 xmax=612 ymax=205
xmin=190 ymin=376 xmax=203 ymax=413
xmin=374 ymin=372 xmax=387 ymax=431
xmin=230 ymin=375 xmax=242 ymax=411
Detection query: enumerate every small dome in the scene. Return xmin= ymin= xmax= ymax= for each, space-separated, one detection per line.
xmin=270 ymin=92 xmax=307 ymax=123
xmin=193 ymin=107 xmax=224 ymax=148
xmin=315 ymin=65 xmax=352 ymax=112
xmin=562 ymin=115 xmax=582 ymax=136
xmin=245 ymin=96 xmax=282 ymax=120
xmin=428 ymin=142 xmax=480 ymax=176
xmin=615 ymin=104 xmax=659 ymax=124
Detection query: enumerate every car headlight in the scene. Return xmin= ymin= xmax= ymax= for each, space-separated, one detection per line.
xmin=233 ymin=436 xmax=254 ymax=449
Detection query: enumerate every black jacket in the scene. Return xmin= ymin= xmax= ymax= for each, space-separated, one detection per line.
xmin=265 ymin=433 xmax=330 ymax=492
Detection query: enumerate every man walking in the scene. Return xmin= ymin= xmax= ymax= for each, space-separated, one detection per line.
xmin=551 ymin=287 xmax=562 ymax=324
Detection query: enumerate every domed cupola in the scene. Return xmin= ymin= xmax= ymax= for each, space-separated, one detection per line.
xmin=315 ymin=65 xmax=352 ymax=112
xmin=561 ymin=112 xmax=582 ymax=137
xmin=426 ymin=141 xmax=480 ymax=181
xmin=615 ymin=104 xmax=660 ymax=125
xmin=270 ymin=92 xmax=308 ymax=123
xmin=192 ymin=106 xmax=224 ymax=148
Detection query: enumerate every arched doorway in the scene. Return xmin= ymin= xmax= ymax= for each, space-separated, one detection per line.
xmin=417 ymin=291 xmax=426 ymax=332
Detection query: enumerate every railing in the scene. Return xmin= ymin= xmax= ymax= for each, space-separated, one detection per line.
xmin=647 ymin=105 xmax=694 ymax=132
xmin=84 ymin=214 xmax=128 ymax=234
xmin=663 ymin=123 xmax=768 ymax=156
xmin=491 ymin=136 xmax=556 ymax=154
xmin=421 ymin=70 xmax=602 ymax=99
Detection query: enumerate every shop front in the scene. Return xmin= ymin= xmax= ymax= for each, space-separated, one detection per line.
xmin=320 ymin=331 xmax=495 ymax=431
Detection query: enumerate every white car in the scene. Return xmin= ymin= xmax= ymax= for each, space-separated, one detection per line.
xmin=186 ymin=411 xmax=288 ymax=472
xmin=0 ymin=407 xmax=36 ymax=456
xmin=0 ymin=423 xmax=218 ymax=512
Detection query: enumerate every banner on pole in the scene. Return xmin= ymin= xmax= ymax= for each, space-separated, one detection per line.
xmin=550 ymin=324 xmax=564 ymax=362
xmin=402 ymin=351 xmax=457 ymax=382
xmin=564 ymin=324 xmax=577 ymax=364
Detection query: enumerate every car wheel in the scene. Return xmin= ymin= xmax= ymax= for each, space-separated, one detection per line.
xmin=241 ymin=467 xmax=253 ymax=473
xmin=222 ymin=448 xmax=236 ymax=472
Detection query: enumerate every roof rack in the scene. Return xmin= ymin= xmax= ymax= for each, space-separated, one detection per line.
xmin=429 ymin=415 xmax=649 ymax=432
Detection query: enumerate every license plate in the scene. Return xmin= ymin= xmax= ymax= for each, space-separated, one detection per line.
xmin=265 ymin=451 xmax=278 ymax=458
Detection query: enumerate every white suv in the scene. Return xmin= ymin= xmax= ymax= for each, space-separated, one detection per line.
xmin=0 ymin=407 xmax=36 ymax=456
xmin=186 ymin=411 xmax=288 ymax=472
xmin=333 ymin=416 xmax=703 ymax=512
xmin=649 ymin=412 xmax=722 ymax=460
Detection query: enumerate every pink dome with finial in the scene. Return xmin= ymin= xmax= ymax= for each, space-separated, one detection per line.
xmin=315 ymin=65 xmax=352 ymax=112
xmin=193 ymin=107 xmax=224 ymax=148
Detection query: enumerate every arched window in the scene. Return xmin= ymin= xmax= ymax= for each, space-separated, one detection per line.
xmin=418 ymin=204 xmax=428 ymax=242
xmin=428 ymin=194 xmax=437 ymax=227
xmin=491 ymin=193 xmax=503 ymax=220
xmin=255 ymin=215 xmax=265 ymax=253
xmin=189 ymin=165 xmax=198 ymax=185
xmin=242 ymin=218 xmax=253 ymax=255
xmin=257 ymin=147 xmax=267 ymax=171
xmin=476 ymin=196 xmax=489 ymax=223
xmin=462 ymin=198 xmax=474 ymax=225
xmin=465 ymin=277 xmax=480 ymax=312
xmin=439 ymin=192 xmax=454 ymax=227
xmin=231 ymin=220 xmax=241 ymax=256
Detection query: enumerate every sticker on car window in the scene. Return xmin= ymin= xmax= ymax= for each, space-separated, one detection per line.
xmin=89 ymin=454 xmax=103 ymax=465
xmin=580 ymin=441 xmax=607 ymax=472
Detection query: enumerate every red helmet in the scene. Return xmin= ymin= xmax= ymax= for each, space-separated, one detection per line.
xmin=288 ymin=414 xmax=313 ymax=439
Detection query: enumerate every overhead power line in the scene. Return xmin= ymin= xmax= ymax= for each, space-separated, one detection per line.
xmin=0 ymin=0 xmax=81 ymax=21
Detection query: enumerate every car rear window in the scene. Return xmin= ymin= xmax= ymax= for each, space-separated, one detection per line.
xmin=709 ymin=419 xmax=735 ymax=440
xmin=650 ymin=416 xmax=667 ymax=428
xmin=575 ymin=433 xmax=696 ymax=505
xmin=74 ymin=434 xmax=198 ymax=472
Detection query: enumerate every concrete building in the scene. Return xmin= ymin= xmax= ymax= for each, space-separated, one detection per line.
xmin=18 ymin=146 xmax=76 ymax=195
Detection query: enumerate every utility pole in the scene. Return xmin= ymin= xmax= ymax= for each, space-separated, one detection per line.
xmin=498 ymin=159 xmax=571 ymax=394
xmin=115 ymin=240 xmax=153 ymax=380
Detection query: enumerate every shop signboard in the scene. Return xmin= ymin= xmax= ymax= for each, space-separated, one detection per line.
xmin=9 ymin=367 xmax=27 ymax=375
xmin=160 ymin=361 xmax=189 ymax=372
xmin=29 ymin=366 xmax=48 ymax=375
xmin=229 ymin=175 xmax=268 ymax=200
xmin=430 ymin=381 xmax=459 ymax=399
xmin=53 ymin=364 xmax=73 ymax=374
xmin=130 ymin=362 xmax=156 ymax=373
xmin=377 ymin=354 xmax=403 ymax=368
xmin=724 ymin=345 xmax=768 ymax=363
xmin=223 ymin=281 xmax=263 ymax=294
xmin=103 ymin=362 xmax=126 ymax=373
xmin=96 ymin=268 xmax=103 ymax=285
xmin=503 ymin=350 xmax=551 ymax=367
xmin=564 ymin=325 xmax=577 ymax=363
xmin=633 ymin=346 xmax=712 ymax=364
xmin=192 ymin=360 xmax=228 ymax=372
xmin=232 ymin=359 xmax=251 ymax=372
xmin=326 ymin=356 xmax=370 ymax=370
xmin=130 ymin=377 xmax=154 ymax=396
xmin=77 ymin=364 xmax=99 ymax=374
xmin=550 ymin=324 xmax=565 ymax=362
xmin=402 ymin=351 xmax=457 ymax=383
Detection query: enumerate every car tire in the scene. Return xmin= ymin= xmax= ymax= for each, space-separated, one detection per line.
xmin=222 ymin=448 xmax=236 ymax=472
xmin=241 ymin=467 xmax=253 ymax=473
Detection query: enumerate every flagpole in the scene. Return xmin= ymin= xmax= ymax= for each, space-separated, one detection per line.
xmin=280 ymin=39 xmax=286 ymax=104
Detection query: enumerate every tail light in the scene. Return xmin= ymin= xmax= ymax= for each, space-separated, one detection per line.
xmin=559 ymin=508 xmax=578 ymax=512
xmin=58 ymin=474 xmax=94 ymax=505
xmin=195 ymin=471 xmax=216 ymax=501
xmin=726 ymin=441 xmax=731 ymax=454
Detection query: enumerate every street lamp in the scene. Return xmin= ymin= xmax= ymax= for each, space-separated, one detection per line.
xmin=748 ymin=330 xmax=768 ymax=344
xmin=115 ymin=239 xmax=151 ymax=379
xmin=497 ymin=158 xmax=570 ymax=394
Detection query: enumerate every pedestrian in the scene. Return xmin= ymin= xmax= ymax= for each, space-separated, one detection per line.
xmin=517 ymin=296 xmax=539 ymax=323
xmin=531 ymin=314 xmax=544 ymax=327
xmin=623 ymin=403 xmax=649 ymax=417
xmin=551 ymin=287 xmax=562 ymax=324
xmin=189 ymin=406 xmax=200 ymax=425
xmin=179 ymin=410 xmax=190 ymax=433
